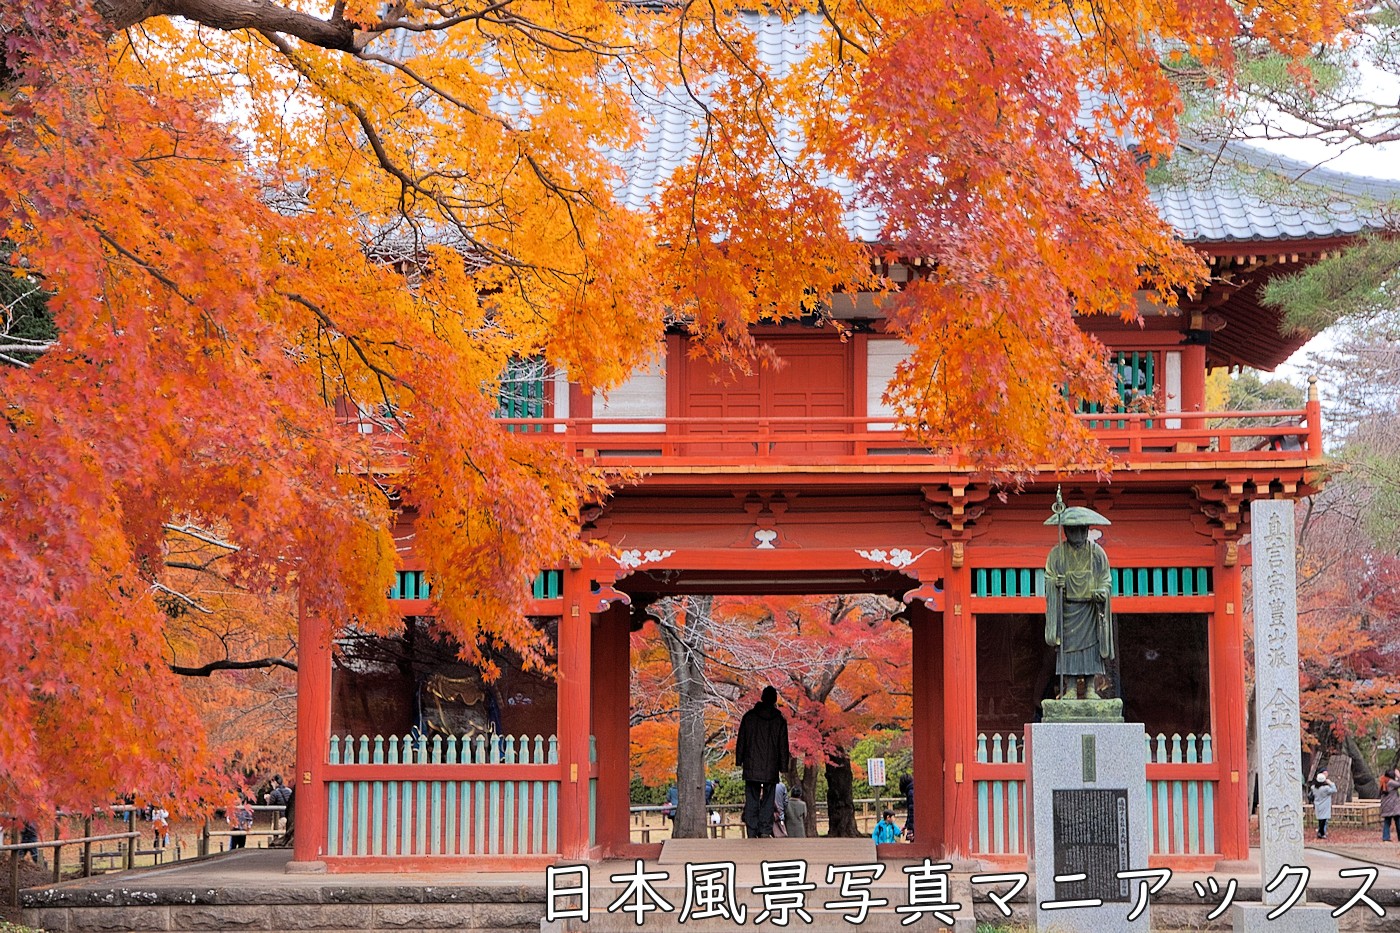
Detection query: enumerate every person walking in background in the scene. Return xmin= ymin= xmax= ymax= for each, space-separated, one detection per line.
xmin=19 ymin=821 xmax=41 ymax=864
xmin=265 ymin=773 xmax=293 ymax=842
xmin=228 ymin=794 xmax=254 ymax=849
xmin=899 ymin=773 xmax=915 ymax=841
xmin=151 ymin=806 xmax=169 ymax=849
xmin=736 ymin=685 xmax=790 ymax=838
xmin=872 ymin=809 xmax=900 ymax=844
xmin=265 ymin=774 xmax=292 ymax=811
xmin=662 ymin=785 xmax=678 ymax=823
xmin=785 ymin=786 xmax=807 ymax=838
xmin=1310 ymin=770 xmax=1337 ymax=840
xmin=773 ymin=781 xmax=788 ymax=837
xmin=1380 ymin=768 xmax=1400 ymax=842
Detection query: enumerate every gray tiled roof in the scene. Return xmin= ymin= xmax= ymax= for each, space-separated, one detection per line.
xmin=1149 ymin=141 xmax=1400 ymax=244
xmin=607 ymin=12 xmax=886 ymax=240
xmin=612 ymin=12 xmax=1400 ymax=247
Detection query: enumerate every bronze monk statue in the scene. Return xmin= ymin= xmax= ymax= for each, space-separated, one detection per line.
xmin=1044 ymin=492 xmax=1114 ymax=700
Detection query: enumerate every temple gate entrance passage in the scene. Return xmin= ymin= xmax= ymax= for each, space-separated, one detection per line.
xmin=608 ymin=579 xmax=919 ymax=853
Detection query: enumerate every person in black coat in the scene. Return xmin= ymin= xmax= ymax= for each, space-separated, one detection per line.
xmin=899 ymin=773 xmax=915 ymax=840
xmin=736 ymin=685 xmax=790 ymax=838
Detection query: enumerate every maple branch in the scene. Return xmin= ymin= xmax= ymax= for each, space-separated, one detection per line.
xmin=261 ymin=31 xmax=541 ymax=272
xmin=376 ymin=2 xmax=514 ymax=34
xmin=96 ymin=0 xmax=359 ymax=51
xmin=151 ymin=581 xmax=214 ymax=614
xmin=165 ymin=558 xmax=234 ymax=575
xmin=164 ymin=523 xmax=240 ymax=551
xmin=169 ymin=656 xmax=298 ymax=676
xmin=353 ymin=51 xmax=505 ymax=126
xmin=283 ymin=291 xmax=416 ymax=396
xmin=816 ymin=1 xmax=869 ymax=58
xmin=95 ymin=228 xmax=196 ymax=305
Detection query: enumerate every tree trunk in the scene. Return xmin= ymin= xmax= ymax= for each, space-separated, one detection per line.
xmin=657 ymin=596 xmax=712 ymax=839
xmin=1346 ymin=736 xmax=1379 ymax=798
xmin=794 ymin=761 xmax=820 ymax=838
xmin=1326 ymin=752 xmax=1355 ymax=803
xmin=824 ymin=753 xmax=859 ymax=837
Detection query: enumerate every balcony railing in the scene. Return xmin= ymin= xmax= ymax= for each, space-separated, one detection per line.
xmin=351 ymin=405 xmax=1322 ymax=470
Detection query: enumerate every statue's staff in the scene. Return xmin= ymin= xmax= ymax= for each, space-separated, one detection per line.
xmin=1049 ymin=490 xmax=1067 ymax=702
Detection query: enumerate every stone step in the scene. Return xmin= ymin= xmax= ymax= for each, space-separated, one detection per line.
xmin=658 ymin=837 xmax=878 ymax=866
xmin=548 ymin=907 xmax=965 ymax=932
xmin=544 ymin=868 xmax=977 ymax=933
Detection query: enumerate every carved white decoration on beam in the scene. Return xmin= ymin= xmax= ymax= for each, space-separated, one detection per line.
xmin=615 ymin=548 xmax=675 ymax=570
xmin=855 ymin=546 xmax=935 ymax=569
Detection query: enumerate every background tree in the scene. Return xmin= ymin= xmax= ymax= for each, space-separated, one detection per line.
xmin=2 ymin=0 xmax=1356 ymax=813
xmin=1233 ymin=354 xmax=1400 ymax=798
xmin=0 ymin=245 xmax=54 ymax=367
xmin=711 ymin=595 xmax=911 ymax=837
xmin=630 ymin=597 xmax=723 ymax=839
xmin=1293 ymin=333 xmax=1400 ymax=784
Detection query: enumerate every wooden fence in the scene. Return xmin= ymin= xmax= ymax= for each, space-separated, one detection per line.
xmin=323 ymin=733 xmax=568 ymax=858
xmin=972 ymin=731 xmax=1218 ymax=860
xmin=3 ymin=808 xmax=143 ymax=906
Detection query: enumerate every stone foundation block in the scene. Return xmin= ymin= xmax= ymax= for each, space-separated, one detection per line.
xmin=267 ymin=904 xmax=375 ymax=929
xmin=1233 ymin=902 xmax=1338 ymax=932
xmin=28 ymin=908 xmax=71 ymax=931
xmin=169 ymin=905 xmax=270 ymax=929
xmin=374 ymin=903 xmax=477 ymax=928
xmin=471 ymin=901 xmax=546 ymax=928
xmin=70 ymin=906 xmax=170 ymax=931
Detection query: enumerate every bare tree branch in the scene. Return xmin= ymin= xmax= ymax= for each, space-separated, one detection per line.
xmin=170 ymin=656 xmax=297 ymax=676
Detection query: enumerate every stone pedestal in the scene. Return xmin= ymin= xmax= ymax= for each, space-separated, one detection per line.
xmin=1042 ymin=698 xmax=1124 ymax=723
xmin=1233 ymin=903 xmax=1338 ymax=932
xmin=1027 ymin=720 xmax=1150 ymax=933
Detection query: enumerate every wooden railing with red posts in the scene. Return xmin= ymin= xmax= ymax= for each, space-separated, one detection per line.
xmin=354 ymin=408 xmax=1321 ymax=470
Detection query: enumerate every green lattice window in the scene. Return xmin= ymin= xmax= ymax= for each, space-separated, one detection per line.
xmin=532 ymin=569 xmax=563 ymax=599
xmin=496 ymin=357 xmax=548 ymax=431
xmin=390 ymin=570 xmax=430 ymax=600
xmin=1074 ymin=351 xmax=1158 ymax=428
xmin=973 ymin=566 xmax=1212 ymax=598
xmin=389 ymin=569 xmax=562 ymax=600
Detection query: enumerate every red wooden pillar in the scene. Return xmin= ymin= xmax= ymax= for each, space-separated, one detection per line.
xmin=557 ymin=566 xmax=594 ymax=858
xmin=1211 ymin=549 xmax=1249 ymax=861
xmin=291 ymin=591 xmax=332 ymax=868
xmin=1180 ymin=344 xmax=1207 ymax=417
xmin=941 ymin=554 xmax=976 ymax=859
xmin=591 ymin=603 xmax=631 ymax=855
xmin=909 ymin=601 xmax=943 ymax=855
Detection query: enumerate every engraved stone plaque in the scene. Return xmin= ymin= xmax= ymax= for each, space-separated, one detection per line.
xmin=1250 ymin=499 xmax=1305 ymax=904
xmin=1052 ymin=789 xmax=1130 ymax=902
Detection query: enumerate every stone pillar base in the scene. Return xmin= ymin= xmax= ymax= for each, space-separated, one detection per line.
xmin=1212 ymin=857 xmax=1259 ymax=874
xmin=284 ymin=859 xmax=327 ymax=874
xmin=1232 ymin=903 xmax=1337 ymax=932
xmin=1027 ymin=722 xmax=1150 ymax=933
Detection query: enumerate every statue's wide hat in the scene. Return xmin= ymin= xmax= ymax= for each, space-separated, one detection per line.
xmin=1044 ymin=506 xmax=1112 ymax=526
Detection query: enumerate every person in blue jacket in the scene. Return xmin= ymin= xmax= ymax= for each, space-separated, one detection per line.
xmin=872 ymin=809 xmax=901 ymax=844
